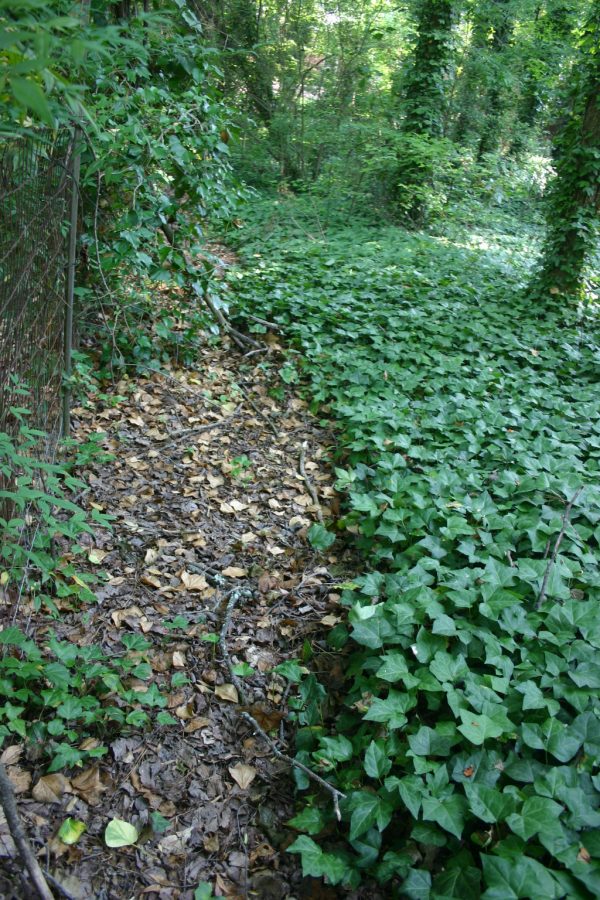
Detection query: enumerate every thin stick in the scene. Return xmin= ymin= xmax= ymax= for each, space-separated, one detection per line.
xmin=218 ymin=590 xmax=345 ymax=820
xmin=239 ymin=712 xmax=345 ymax=821
xmin=537 ymin=487 xmax=583 ymax=609
xmin=244 ymin=314 xmax=282 ymax=331
xmin=0 ymin=763 xmax=54 ymax=900
xmin=44 ymin=871 xmax=78 ymax=900
xmin=129 ymin=407 xmax=242 ymax=455
xmin=236 ymin=383 xmax=279 ymax=435
xmin=299 ymin=444 xmax=324 ymax=525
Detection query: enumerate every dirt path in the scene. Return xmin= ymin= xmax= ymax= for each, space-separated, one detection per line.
xmin=0 ymin=340 xmax=350 ymax=899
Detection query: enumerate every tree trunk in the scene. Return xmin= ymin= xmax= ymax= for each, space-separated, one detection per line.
xmin=530 ymin=10 xmax=600 ymax=299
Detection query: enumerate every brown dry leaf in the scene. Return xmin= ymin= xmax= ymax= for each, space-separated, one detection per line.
xmin=8 ymin=766 xmax=31 ymax=795
xmin=203 ymin=834 xmax=220 ymax=853
xmin=184 ymin=717 xmax=211 ymax=734
xmin=71 ymin=766 xmax=106 ymax=806
xmin=228 ymin=763 xmax=256 ymax=790
xmin=258 ymin=573 xmax=278 ymax=594
xmin=88 ymin=548 xmax=108 ymax=564
xmin=175 ymin=702 xmax=195 ymax=720
xmin=320 ymin=614 xmax=341 ymax=626
xmin=180 ymin=571 xmax=208 ymax=592
xmin=0 ymin=745 xmax=22 ymax=766
xmin=139 ymin=616 xmax=153 ymax=633
xmin=215 ymin=684 xmax=239 ymax=704
xmin=141 ymin=573 xmax=162 ymax=589
xmin=222 ymin=566 xmax=247 ymax=578
xmin=32 ymin=774 xmax=69 ymax=804
xmin=111 ymin=606 xmax=143 ymax=627
xmin=247 ymin=705 xmax=285 ymax=732
xmin=158 ymin=826 xmax=193 ymax=855
xmin=172 ymin=651 xmax=186 ymax=668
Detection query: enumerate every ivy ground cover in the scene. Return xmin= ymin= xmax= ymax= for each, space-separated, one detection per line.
xmin=227 ymin=199 xmax=600 ymax=898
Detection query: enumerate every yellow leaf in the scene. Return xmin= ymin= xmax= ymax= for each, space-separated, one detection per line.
xmin=215 ymin=683 xmax=239 ymax=703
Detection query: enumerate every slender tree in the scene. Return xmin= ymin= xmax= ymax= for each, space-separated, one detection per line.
xmin=530 ymin=7 xmax=599 ymax=299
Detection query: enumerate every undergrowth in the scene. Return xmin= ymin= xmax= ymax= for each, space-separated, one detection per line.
xmin=227 ymin=196 xmax=600 ymax=898
xmin=0 ymin=421 xmax=171 ymax=771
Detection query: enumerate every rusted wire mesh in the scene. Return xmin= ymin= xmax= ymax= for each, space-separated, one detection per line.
xmin=0 ymin=129 xmax=75 ymax=448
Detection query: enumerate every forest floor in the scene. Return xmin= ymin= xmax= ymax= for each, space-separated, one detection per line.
xmin=0 ymin=328 xmax=365 ymax=899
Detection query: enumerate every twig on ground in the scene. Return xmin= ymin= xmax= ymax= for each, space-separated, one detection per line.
xmin=130 ymin=407 xmax=242 ymax=455
xmin=299 ymin=443 xmax=324 ymax=525
xmin=236 ymin=383 xmax=279 ymax=436
xmin=218 ymin=587 xmax=346 ymax=820
xmin=44 ymin=872 xmax=78 ymax=900
xmin=239 ymin=711 xmax=345 ymax=821
xmin=0 ymin=763 xmax=54 ymax=900
xmin=244 ymin=314 xmax=282 ymax=331
xmin=536 ymin=486 xmax=583 ymax=609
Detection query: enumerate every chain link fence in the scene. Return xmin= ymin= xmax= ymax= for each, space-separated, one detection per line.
xmin=0 ymin=128 xmax=77 ymax=451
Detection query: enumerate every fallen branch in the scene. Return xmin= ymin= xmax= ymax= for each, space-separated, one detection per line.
xmin=299 ymin=443 xmax=324 ymax=525
xmin=218 ymin=588 xmax=346 ymax=820
xmin=536 ymin=486 xmax=583 ymax=609
xmin=130 ymin=407 xmax=242 ymax=455
xmin=0 ymin=763 xmax=54 ymax=900
xmin=159 ymin=224 xmax=260 ymax=352
xmin=236 ymin=383 xmax=279 ymax=436
xmin=44 ymin=872 xmax=78 ymax=900
xmin=240 ymin=711 xmax=345 ymax=821
xmin=243 ymin=313 xmax=282 ymax=331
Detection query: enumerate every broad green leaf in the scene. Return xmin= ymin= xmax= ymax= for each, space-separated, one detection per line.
xmin=10 ymin=77 xmax=54 ymax=125
xmin=364 ymin=740 xmax=392 ymax=779
xmin=422 ymin=793 xmax=467 ymax=839
xmin=104 ymin=819 xmax=139 ymax=848
xmin=307 ymin=524 xmax=336 ymax=550
xmin=481 ymin=854 xmax=562 ymax=899
xmin=458 ymin=710 xmax=505 ymax=745
xmin=464 ymin=783 xmax=517 ymax=823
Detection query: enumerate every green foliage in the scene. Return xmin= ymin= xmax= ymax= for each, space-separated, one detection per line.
xmin=0 ymin=0 xmax=107 ymax=126
xmin=0 ymin=421 xmax=172 ymax=770
xmin=77 ymin=3 xmax=247 ymax=369
xmin=0 ymin=422 xmax=110 ymax=615
xmin=228 ymin=195 xmax=600 ymax=896
xmin=0 ymin=620 xmax=164 ymax=771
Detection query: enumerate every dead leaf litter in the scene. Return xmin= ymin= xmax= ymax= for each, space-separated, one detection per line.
xmin=0 ymin=339 xmax=360 ymax=900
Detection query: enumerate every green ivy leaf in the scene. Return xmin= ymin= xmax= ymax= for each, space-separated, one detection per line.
xmin=480 ymin=854 xmax=562 ymax=899
xmin=307 ymin=524 xmax=336 ymax=550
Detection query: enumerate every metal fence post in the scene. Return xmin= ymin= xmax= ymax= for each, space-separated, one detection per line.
xmin=62 ymin=131 xmax=81 ymax=437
